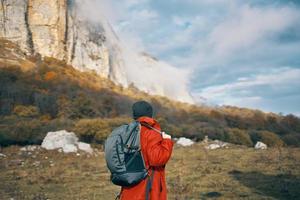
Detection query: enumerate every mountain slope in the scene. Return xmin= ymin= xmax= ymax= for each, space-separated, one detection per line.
xmin=1 ymin=39 xmax=300 ymax=147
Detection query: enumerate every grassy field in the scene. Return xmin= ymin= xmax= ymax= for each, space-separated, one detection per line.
xmin=0 ymin=143 xmax=300 ymax=200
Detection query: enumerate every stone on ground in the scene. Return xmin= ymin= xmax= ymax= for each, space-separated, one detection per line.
xmin=42 ymin=130 xmax=79 ymax=152
xmin=20 ymin=145 xmax=39 ymax=152
xmin=206 ymin=144 xmax=221 ymax=150
xmin=0 ymin=153 xmax=6 ymax=158
xmin=176 ymin=137 xmax=194 ymax=146
xmin=205 ymin=140 xmax=229 ymax=150
xmin=41 ymin=130 xmax=94 ymax=154
xmin=255 ymin=141 xmax=267 ymax=150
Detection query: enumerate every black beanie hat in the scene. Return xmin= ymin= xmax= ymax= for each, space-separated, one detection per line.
xmin=132 ymin=101 xmax=153 ymax=120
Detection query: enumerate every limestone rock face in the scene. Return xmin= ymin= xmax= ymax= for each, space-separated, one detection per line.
xmin=0 ymin=0 xmax=193 ymax=103
xmin=28 ymin=0 xmax=67 ymax=60
xmin=0 ymin=0 xmax=30 ymax=52
xmin=0 ymin=0 xmax=125 ymax=85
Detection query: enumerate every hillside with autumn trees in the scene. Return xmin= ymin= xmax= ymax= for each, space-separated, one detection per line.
xmin=1 ymin=39 xmax=300 ymax=147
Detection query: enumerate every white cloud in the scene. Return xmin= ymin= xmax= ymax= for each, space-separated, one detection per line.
xmin=196 ymin=67 xmax=300 ymax=106
xmin=131 ymin=9 xmax=158 ymax=21
xmin=208 ymin=5 xmax=300 ymax=57
xmin=124 ymin=0 xmax=149 ymax=8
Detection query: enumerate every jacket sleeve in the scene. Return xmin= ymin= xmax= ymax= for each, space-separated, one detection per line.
xmin=146 ymin=131 xmax=174 ymax=167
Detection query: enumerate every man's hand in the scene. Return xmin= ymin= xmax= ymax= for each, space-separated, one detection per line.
xmin=162 ymin=131 xmax=171 ymax=139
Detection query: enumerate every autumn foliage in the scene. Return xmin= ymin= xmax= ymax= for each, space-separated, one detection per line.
xmin=0 ymin=47 xmax=300 ymax=146
xmin=44 ymin=71 xmax=57 ymax=81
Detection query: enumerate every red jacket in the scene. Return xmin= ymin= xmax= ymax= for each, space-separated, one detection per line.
xmin=120 ymin=117 xmax=174 ymax=200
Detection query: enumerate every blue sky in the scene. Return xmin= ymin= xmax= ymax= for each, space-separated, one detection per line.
xmin=94 ymin=0 xmax=300 ymax=116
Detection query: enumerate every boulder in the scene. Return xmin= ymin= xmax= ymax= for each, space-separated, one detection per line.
xmin=41 ymin=130 xmax=94 ymax=154
xmin=41 ymin=130 xmax=79 ymax=152
xmin=176 ymin=137 xmax=194 ymax=147
xmin=255 ymin=141 xmax=267 ymax=150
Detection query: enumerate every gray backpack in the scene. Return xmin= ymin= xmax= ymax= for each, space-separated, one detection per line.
xmin=104 ymin=121 xmax=148 ymax=186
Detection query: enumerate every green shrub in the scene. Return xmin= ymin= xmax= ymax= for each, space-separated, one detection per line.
xmin=225 ymin=128 xmax=253 ymax=146
xmin=0 ymin=118 xmax=45 ymax=146
xmin=249 ymin=130 xmax=284 ymax=147
xmin=200 ymin=126 xmax=226 ymax=141
xmin=0 ymin=116 xmax=75 ymax=146
xmin=281 ymin=134 xmax=300 ymax=147
xmin=13 ymin=105 xmax=39 ymax=117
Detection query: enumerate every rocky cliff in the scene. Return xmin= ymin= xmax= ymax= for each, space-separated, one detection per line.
xmin=0 ymin=0 xmax=193 ymax=103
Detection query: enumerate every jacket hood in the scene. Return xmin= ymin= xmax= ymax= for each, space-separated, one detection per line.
xmin=137 ymin=116 xmax=156 ymax=125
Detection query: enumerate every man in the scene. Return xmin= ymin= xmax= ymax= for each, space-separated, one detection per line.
xmin=120 ymin=101 xmax=174 ymax=200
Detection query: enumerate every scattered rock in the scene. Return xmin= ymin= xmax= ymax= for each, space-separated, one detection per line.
xmin=0 ymin=153 xmax=6 ymax=158
xmin=205 ymin=140 xmax=229 ymax=150
xmin=255 ymin=141 xmax=267 ymax=150
xmin=176 ymin=137 xmax=194 ymax=147
xmin=214 ymin=140 xmax=228 ymax=148
xmin=20 ymin=145 xmax=39 ymax=152
xmin=206 ymin=144 xmax=221 ymax=150
xmin=49 ymin=161 xmax=55 ymax=167
xmin=32 ymin=161 xmax=40 ymax=167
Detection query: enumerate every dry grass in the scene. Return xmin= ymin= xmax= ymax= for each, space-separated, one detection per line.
xmin=0 ymin=145 xmax=300 ymax=200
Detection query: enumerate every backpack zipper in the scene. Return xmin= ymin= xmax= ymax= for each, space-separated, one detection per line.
xmin=116 ymin=141 xmax=122 ymax=164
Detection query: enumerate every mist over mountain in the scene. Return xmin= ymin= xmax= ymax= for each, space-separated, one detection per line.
xmin=0 ymin=0 xmax=193 ymax=103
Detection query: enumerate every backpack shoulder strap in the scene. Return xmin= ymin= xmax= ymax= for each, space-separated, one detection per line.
xmin=145 ymin=169 xmax=155 ymax=200
xmin=140 ymin=122 xmax=162 ymax=136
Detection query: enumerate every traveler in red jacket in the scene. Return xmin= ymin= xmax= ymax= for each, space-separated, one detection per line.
xmin=120 ymin=101 xmax=174 ymax=200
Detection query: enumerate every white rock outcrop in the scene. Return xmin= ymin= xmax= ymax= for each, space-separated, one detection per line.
xmin=254 ymin=141 xmax=267 ymax=150
xmin=41 ymin=130 xmax=93 ymax=154
xmin=176 ymin=137 xmax=194 ymax=147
